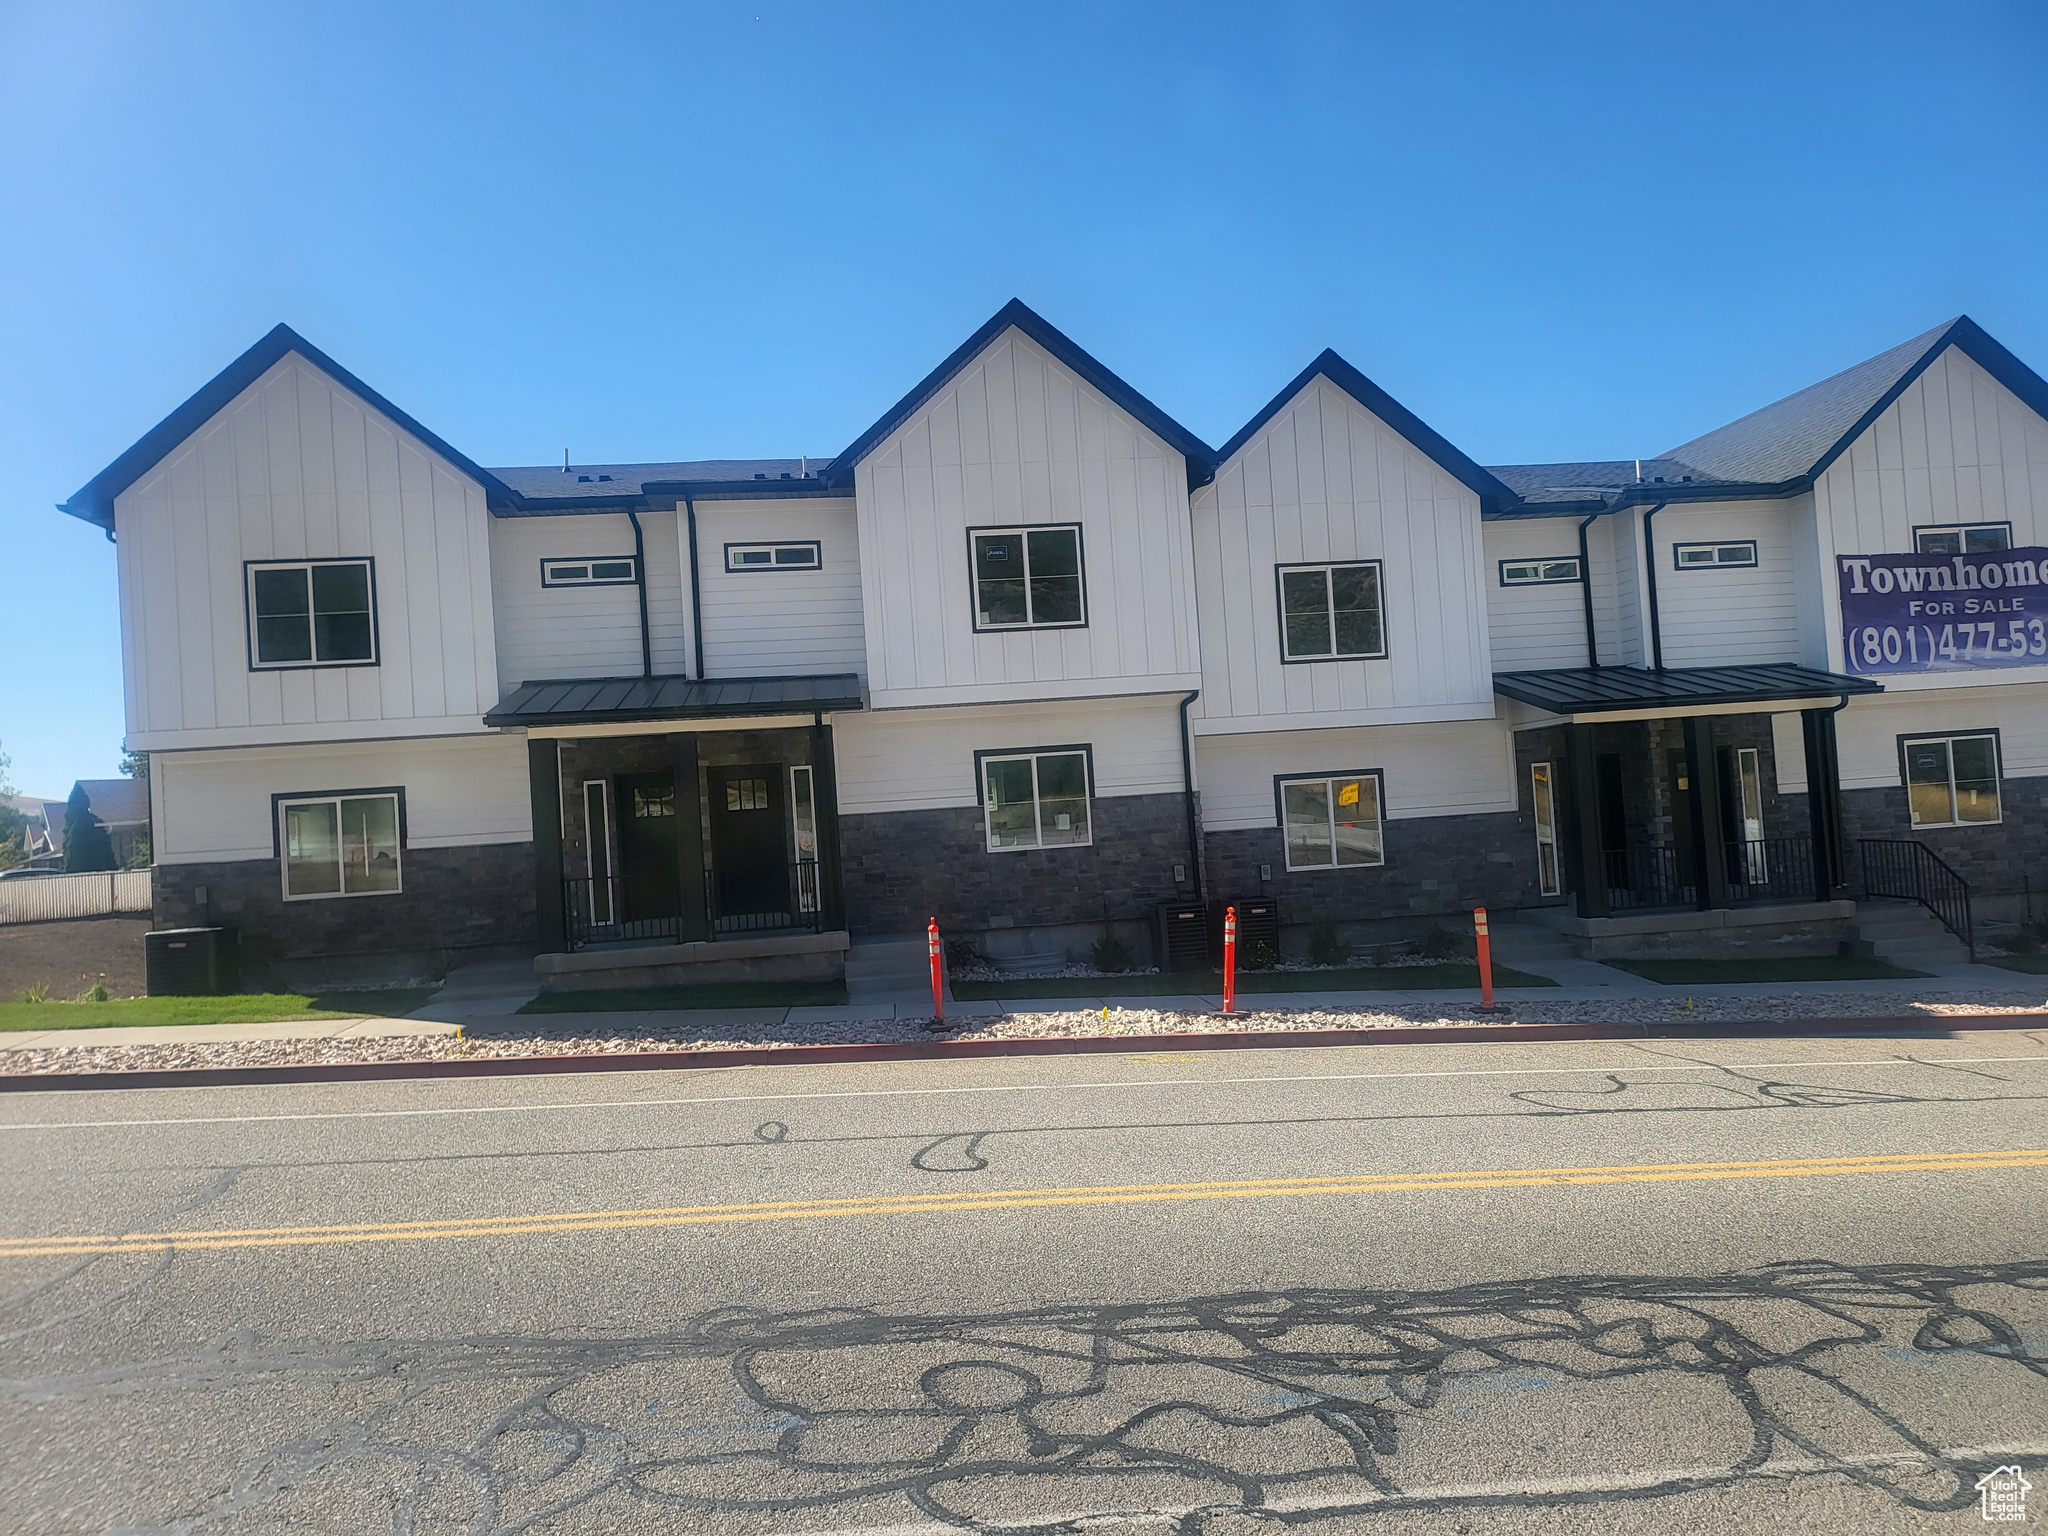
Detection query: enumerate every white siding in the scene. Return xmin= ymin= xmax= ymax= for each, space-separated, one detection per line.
xmin=1824 ymin=683 xmax=2048 ymax=795
xmin=852 ymin=327 xmax=1201 ymax=709
xmin=1810 ymin=345 xmax=2048 ymax=684
xmin=1607 ymin=507 xmax=1647 ymax=666
xmin=1194 ymin=718 xmax=1518 ymax=832
xmin=154 ymin=733 xmax=532 ymax=865
xmin=1483 ymin=519 xmax=1592 ymax=671
xmin=490 ymin=512 xmax=658 ymax=684
xmin=114 ymin=354 xmax=498 ymax=751
xmin=696 ymin=498 xmax=865 ymax=677
xmin=1650 ymin=499 xmax=1802 ymax=666
xmin=833 ymin=694 xmax=1184 ymax=815
xmin=1190 ymin=376 xmax=1493 ymax=733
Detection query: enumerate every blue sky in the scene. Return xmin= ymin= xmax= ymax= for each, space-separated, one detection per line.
xmin=2 ymin=1 xmax=2043 ymax=795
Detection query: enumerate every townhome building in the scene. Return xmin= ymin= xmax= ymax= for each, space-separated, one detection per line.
xmin=59 ymin=303 xmax=2047 ymax=988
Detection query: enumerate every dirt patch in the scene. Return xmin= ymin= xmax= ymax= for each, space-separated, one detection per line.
xmin=0 ymin=916 xmax=150 ymax=1000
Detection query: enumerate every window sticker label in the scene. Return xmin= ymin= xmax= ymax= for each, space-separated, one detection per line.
xmin=1838 ymin=547 xmax=2048 ymax=673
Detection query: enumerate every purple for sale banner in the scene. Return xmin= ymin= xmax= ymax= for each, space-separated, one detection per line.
xmin=1838 ymin=547 xmax=2048 ymax=674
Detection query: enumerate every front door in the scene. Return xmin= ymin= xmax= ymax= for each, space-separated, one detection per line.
xmin=708 ymin=764 xmax=788 ymax=923
xmin=615 ymin=772 xmax=680 ymax=925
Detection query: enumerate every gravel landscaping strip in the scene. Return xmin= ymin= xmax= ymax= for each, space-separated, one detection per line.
xmin=3 ymin=988 xmax=2044 ymax=1075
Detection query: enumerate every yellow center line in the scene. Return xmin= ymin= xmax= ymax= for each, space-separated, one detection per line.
xmin=3 ymin=1148 xmax=2039 ymax=1259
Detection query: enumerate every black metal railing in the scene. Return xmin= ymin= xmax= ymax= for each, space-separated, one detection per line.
xmin=562 ymin=876 xmax=679 ymax=950
xmin=563 ymin=861 xmax=826 ymax=949
xmin=707 ymin=860 xmax=823 ymax=936
xmin=1859 ymin=838 xmax=1974 ymax=958
xmin=1602 ymin=842 xmax=1690 ymax=910
xmin=1723 ymin=833 xmax=1814 ymax=906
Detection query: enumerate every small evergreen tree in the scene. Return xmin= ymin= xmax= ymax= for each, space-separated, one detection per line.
xmin=62 ymin=785 xmax=117 ymax=873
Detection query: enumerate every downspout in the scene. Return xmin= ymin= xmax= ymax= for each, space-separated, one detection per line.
xmin=1178 ymin=690 xmax=1203 ymax=899
xmin=683 ymin=491 xmax=706 ymax=680
xmin=1639 ymin=499 xmax=1670 ymax=669
xmin=1576 ymin=512 xmax=1600 ymax=668
xmin=624 ymin=507 xmax=653 ymax=678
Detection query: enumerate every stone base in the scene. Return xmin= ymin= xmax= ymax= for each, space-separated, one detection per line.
xmin=535 ymin=929 xmax=850 ymax=992
xmin=1517 ymin=900 xmax=1857 ymax=959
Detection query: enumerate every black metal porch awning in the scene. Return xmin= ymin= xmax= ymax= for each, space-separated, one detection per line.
xmin=1493 ymin=664 xmax=1881 ymax=718
xmin=484 ymin=672 xmax=864 ymax=728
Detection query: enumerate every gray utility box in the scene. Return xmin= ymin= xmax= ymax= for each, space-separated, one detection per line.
xmin=146 ymin=927 xmax=239 ymax=996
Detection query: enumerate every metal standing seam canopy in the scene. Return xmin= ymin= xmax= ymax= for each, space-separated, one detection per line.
xmin=1492 ymin=664 xmax=1882 ymax=718
xmin=483 ymin=673 xmax=864 ymax=729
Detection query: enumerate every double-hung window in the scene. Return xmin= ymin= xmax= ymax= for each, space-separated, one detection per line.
xmin=1902 ymin=734 xmax=2001 ymax=828
xmin=278 ymin=791 xmax=402 ymax=899
xmin=1279 ymin=772 xmax=1384 ymax=870
xmin=970 ymin=525 xmax=1085 ymax=629
xmin=1278 ymin=562 xmax=1385 ymax=661
xmin=1914 ymin=523 xmax=2011 ymax=555
xmin=979 ymin=748 xmax=1091 ymax=851
xmin=247 ymin=560 xmax=377 ymax=667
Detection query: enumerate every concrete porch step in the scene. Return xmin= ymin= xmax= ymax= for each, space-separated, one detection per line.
xmin=1849 ymin=900 xmax=1969 ymax=966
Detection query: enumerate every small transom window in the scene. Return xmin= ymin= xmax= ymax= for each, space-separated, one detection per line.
xmin=725 ymin=777 xmax=770 ymax=811
xmin=1914 ymin=523 xmax=2012 ymax=555
xmin=1278 ymin=561 xmax=1385 ymax=661
xmin=1500 ymin=557 xmax=1582 ymax=586
xmin=725 ymin=542 xmax=821 ymax=572
xmin=542 ymin=558 xmax=638 ymax=587
xmin=247 ymin=560 xmax=378 ymax=668
xmin=1673 ymin=541 xmax=1757 ymax=570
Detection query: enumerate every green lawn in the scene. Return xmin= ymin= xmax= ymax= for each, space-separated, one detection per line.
xmin=1983 ymin=953 xmax=2048 ymax=975
xmin=1602 ymin=956 xmax=1931 ymax=986
xmin=948 ymin=963 xmax=1556 ymax=1000
xmin=519 ymin=980 xmax=850 ymax=1014
xmin=0 ymin=989 xmax=438 ymax=1033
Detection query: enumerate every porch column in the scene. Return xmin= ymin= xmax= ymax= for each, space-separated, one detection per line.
xmin=1801 ymin=706 xmax=1847 ymax=900
xmin=669 ymin=732 xmax=710 ymax=944
xmin=1563 ymin=723 xmax=1609 ymax=918
xmin=528 ymin=738 xmax=565 ymax=953
xmin=1682 ymin=716 xmax=1733 ymax=909
xmin=810 ymin=716 xmax=847 ymax=932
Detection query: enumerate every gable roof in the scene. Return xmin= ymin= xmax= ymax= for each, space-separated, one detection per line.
xmin=60 ymin=325 xmax=520 ymax=531
xmin=1213 ymin=349 xmax=1518 ymax=515
xmin=820 ymin=298 xmax=1215 ymax=491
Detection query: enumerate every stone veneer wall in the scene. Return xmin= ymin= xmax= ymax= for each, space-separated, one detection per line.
xmin=154 ymin=842 xmax=536 ymax=988
xmin=1784 ymin=779 xmax=2048 ymax=909
xmin=839 ymin=791 xmax=1195 ymax=938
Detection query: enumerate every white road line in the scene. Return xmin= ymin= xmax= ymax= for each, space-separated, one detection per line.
xmin=0 ymin=1054 xmax=2042 ymax=1132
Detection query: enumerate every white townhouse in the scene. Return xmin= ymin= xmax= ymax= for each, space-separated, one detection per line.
xmin=59 ymin=304 xmax=2048 ymax=987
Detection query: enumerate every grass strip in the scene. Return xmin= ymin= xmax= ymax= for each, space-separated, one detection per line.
xmin=1982 ymin=954 xmax=2048 ymax=975
xmin=0 ymin=989 xmax=437 ymax=1033
xmin=1601 ymin=956 xmax=1931 ymax=985
xmin=518 ymin=981 xmax=850 ymax=1014
xmin=948 ymin=963 xmax=1556 ymax=1000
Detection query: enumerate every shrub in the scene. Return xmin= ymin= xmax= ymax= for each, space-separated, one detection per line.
xmin=1413 ymin=926 xmax=1465 ymax=961
xmin=1090 ymin=932 xmax=1134 ymax=973
xmin=1240 ymin=938 xmax=1279 ymax=971
xmin=17 ymin=982 xmax=48 ymax=1003
xmin=1305 ymin=919 xmax=1348 ymax=966
xmin=2007 ymin=923 xmax=2042 ymax=956
xmin=76 ymin=980 xmax=110 ymax=1003
xmin=1371 ymin=942 xmax=1396 ymax=967
xmin=944 ymin=936 xmax=980 ymax=968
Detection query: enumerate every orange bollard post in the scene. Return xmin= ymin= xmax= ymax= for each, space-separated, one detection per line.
xmin=1474 ymin=905 xmax=1495 ymax=1011
xmin=928 ymin=916 xmax=945 ymax=1024
xmin=1222 ymin=904 xmax=1237 ymax=1014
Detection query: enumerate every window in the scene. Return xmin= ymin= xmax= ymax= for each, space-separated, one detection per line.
xmin=725 ymin=777 xmax=770 ymax=811
xmin=1500 ymin=557 xmax=1583 ymax=586
xmin=725 ymin=541 xmax=821 ymax=572
xmin=633 ymin=785 xmax=675 ymax=818
xmin=542 ymin=557 xmax=638 ymax=587
xmin=970 ymin=525 xmax=1085 ymax=629
xmin=246 ymin=560 xmax=377 ymax=668
xmin=1901 ymin=734 xmax=2001 ymax=828
xmin=1278 ymin=773 xmax=1384 ymax=871
xmin=1915 ymin=523 xmax=2012 ymax=555
xmin=583 ymin=780 xmax=613 ymax=925
xmin=790 ymin=766 xmax=820 ymax=912
xmin=1277 ymin=562 xmax=1386 ymax=661
xmin=1530 ymin=763 xmax=1560 ymax=896
xmin=978 ymin=748 xmax=1091 ymax=851
xmin=1672 ymin=541 xmax=1757 ymax=570
xmin=277 ymin=792 xmax=401 ymax=900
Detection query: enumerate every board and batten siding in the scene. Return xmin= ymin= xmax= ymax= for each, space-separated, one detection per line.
xmin=1193 ymin=719 xmax=1518 ymax=833
xmin=1483 ymin=519 xmax=1593 ymax=671
xmin=1810 ymin=344 xmax=2048 ymax=687
xmin=851 ymin=326 xmax=1201 ymax=710
xmin=696 ymin=498 xmax=865 ymax=678
xmin=1649 ymin=499 xmax=1802 ymax=667
xmin=114 ymin=353 xmax=499 ymax=751
xmin=1189 ymin=376 xmax=1493 ymax=734
xmin=489 ymin=511 xmax=689 ymax=685
xmin=832 ymin=695 xmax=1185 ymax=816
xmin=152 ymin=733 xmax=531 ymax=865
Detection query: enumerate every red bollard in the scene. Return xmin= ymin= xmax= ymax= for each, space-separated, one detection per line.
xmin=1474 ymin=905 xmax=1495 ymax=1011
xmin=928 ymin=916 xmax=945 ymax=1023
xmin=1221 ymin=904 xmax=1237 ymax=1014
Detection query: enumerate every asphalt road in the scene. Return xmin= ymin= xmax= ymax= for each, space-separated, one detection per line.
xmin=2 ymin=1027 xmax=2045 ymax=1535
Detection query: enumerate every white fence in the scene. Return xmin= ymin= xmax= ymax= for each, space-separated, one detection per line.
xmin=0 ymin=870 xmax=153 ymax=925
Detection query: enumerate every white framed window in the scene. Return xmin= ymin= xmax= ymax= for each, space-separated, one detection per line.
xmin=1530 ymin=762 xmax=1560 ymax=896
xmin=1901 ymin=733 xmax=2001 ymax=828
xmin=790 ymin=765 xmax=820 ymax=912
xmin=583 ymin=780 xmax=614 ymax=925
xmin=246 ymin=560 xmax=377 ymax=668
xmin=1500 ymin=557 xmax=1582 ymax=586
xmin=542 ymin=557 xmax=638 ymax=587
xmin=277 ymin=791 xmax=402 ymax=900
xmin=1672 ymin=540 xmax=1757 ymax=570
xmin=1915 ymin=523 xmax=2011 ymax=555
xmin=725 ymin=541 xmax=821 ymax=572
xmin=970 ymin=525 xmax=1086 ymax=629
xmin=1278 ymin=562 xmax=1386 ymax=661
xmin=977 ymin=747 xmax=1092 ymax=851
xmin=1277 ymin=772 xmax=1384 ymax=871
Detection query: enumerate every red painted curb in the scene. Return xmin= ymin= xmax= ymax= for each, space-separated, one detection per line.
xmin=0 ymin=1013 xmax=2040 ymax=1093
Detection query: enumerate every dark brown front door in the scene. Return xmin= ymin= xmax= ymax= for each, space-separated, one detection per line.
xmin=707 ymin=765 xmax=788 ymax=921
xmin=615 ymin=772 xmax=680 ymax=925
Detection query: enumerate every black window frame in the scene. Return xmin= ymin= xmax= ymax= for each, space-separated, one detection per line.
xmin=1671 ymin=540 xmax=1758 ymax=571
xmin=540 ymin=556 xmax=640 ymax=588
xmin=1498 ymin=556 xmax=1584 ymax=587
xmin=1912 ymin=522 xmax=2014 ymax=555
xmin=1894 ymin=729 xmax=2003 ymax=830
xmin=269 ymin=785 xmax=408 ymax=901
xmin=722 ymin=540 xmax=823 ymax=573
xmin=243 ymin=558 xmax=381 ymax=671
xmin=1275 ymin=560 xmax=1388 ymax=664
xmin=973 ymin=744 xmax=1096 ymax=853
xmin=1271 ymin=769 xmax=1387 ymax=871
xmin=966 ymin=523 xmax=1089 ymax=633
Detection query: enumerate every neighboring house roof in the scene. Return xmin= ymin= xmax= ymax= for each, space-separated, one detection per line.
xmin=1215 ymin=349 xmax=1518 ymax=515
xmin=483 ymin=672 xmax=864 ymax=729
xmin=821 ymin=298 xmax=1216 ymax=491
xmin=73 ymin=777 xmax=149 ymax=826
